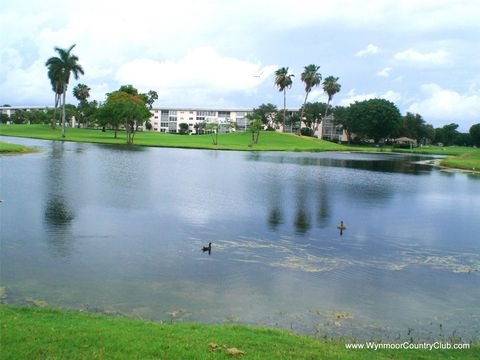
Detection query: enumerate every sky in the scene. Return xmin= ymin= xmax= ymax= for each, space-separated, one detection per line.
xmin=1 ymin=0 xmax=479 ymax=131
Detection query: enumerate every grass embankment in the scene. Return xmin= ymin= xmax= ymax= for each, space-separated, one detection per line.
xmin=0 ymin=141 xmax=35 ymax=154
xmin=0 ymin=124 xmax=344 ymax=152
xmin=391 ymin=146 xmax=480 ymax=172
xmin=2 ymin=125 xmax=479 ymax=171
xmin=1 ymin=306 xmax=478 ymax=360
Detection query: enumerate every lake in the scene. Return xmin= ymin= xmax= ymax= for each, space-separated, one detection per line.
xmin=1 ymin=136 xmax=479 ymax=341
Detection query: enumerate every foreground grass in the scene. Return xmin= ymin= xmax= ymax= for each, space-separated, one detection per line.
xmin=0 ymin=141 xmax=35 ymax=154
xmin=0 ymin=124 xmax=344 ymax=152
xmin=1 ymin=305 xmax=478 ymax=359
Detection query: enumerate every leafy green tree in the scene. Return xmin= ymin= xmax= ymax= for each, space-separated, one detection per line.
xmin=301 ymin=102 xmax=328 ymax=135
xmin=332 ymin=106 xmax=352 ymax=142
xmin=0 ymin=113 xmax=9 ymax=124
xmin=45 ymin=44 xmax=84 ymax=137
xmin=274 ymin=67 xmax=294 ymax=132
xmin=453 ymin=133 xmax=473 ymax=146
xmin=347 ymin=99 xmax=402 ymax=143
xmin=179 ymin=122 xmax=189 ymax=135
xmin=144 ymin=90 xmax=158 ymax=109
xmin=99 ymin=89 xmax=150 ymax=144
xmin=399 ymin=112 xmax=435 ymax=144
xmin=469 ymin=123 xmax=480 ymax=146
xmin=434 ymin=123 xmax=459 ymax=145
xmin=251 ymin=103 xmax=277 ymax=127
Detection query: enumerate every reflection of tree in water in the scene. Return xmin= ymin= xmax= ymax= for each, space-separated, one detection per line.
xmin=316 ymin=183 xmax=330 ymax=228
xmin=44 ymin=195 xmax=75 ymax=257
xmin=268 ymin=207 xmax=283 ymax=229
xmin=294 ymin=207 xmax=310 ymax=234
xmin=45 ymin=196 xmax=74 ymax=225
xmin=294 ymin=176 xmax=311 ymax=234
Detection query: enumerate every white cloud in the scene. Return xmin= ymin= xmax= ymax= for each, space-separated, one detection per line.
xmin=393 ymin=48 xmax=450 ymax=65
xmin=340 ymin=89 xmax=402 ymax=106
xmin=407 ymin=83 xmax=480 ymax=130
xmin=355 ymin=44 xmax=379 ymax=57
xmin=115 ymin=47 xmax=277 ymax=105
xmin=376 ymin=67 xmax=392 ymax=77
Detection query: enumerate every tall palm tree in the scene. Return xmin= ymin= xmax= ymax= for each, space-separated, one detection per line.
xmin=300 ymin=64 xmax=321 ymax=134
xmin=48 ymin=67 xmax=64 ymax=129
xmin=46 ymin=44 xmax=84 ymax=137
xmin=301 ymin=64 xmax=321 ymax=106
xmin=322 ymin=76 xmax=341 ymax=118
xmin=274 ymin=67 xmax=294 ymax=132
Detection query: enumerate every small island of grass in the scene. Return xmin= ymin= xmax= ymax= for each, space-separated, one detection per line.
xmin=0 ymin=141 xmax=36 ymax=154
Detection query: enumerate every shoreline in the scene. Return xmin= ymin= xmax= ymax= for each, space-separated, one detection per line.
xmin=1 ymin=304 xmax=478 ymax=359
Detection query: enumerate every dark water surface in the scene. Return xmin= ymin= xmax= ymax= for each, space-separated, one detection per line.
xmin=1 ymin=136 xmax=479 ymax=340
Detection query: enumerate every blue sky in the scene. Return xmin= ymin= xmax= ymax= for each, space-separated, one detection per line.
xmin=1 ymin=0 xmax=479 ymax=130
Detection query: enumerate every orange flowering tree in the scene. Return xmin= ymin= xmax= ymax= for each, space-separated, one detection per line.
xmin=99 ymin=89 xmax=150 ymax=144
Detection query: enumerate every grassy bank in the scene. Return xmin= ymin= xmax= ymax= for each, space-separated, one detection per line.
xmin=2 ymin=124 xmax=479 ymax=171
xmin=0 ymin=141 xmax=36 ymax=154
xmin=1 ymin=305 xmax=478 ymax=359
xmin=0 ymin=124 xmax=345 ymax=152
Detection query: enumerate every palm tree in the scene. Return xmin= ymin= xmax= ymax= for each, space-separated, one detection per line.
xmin=73 ymin=83 xmax=90 ymax=105
xmin=46 ymin=45 xmax=84 ymax=137
xmin=274 ymin=67 xmax=294 ymax=132
xmin=301 ymin=64 xmax=321 ymax=106
xmin=322 ymin=76 xmax=341 ymax=118
xmin=48 ymin=67 xmax=64 ymax=129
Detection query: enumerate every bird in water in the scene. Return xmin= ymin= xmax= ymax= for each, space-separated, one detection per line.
xmin=202 ymin=242 xmax=212 ymax=254
xmin=337 ymin=221 xmax=346 ymax=235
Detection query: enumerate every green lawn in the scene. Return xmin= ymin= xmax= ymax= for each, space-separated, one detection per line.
xmin=0 ymin=141 xmax=35 ymax=154
xmin=1 ymin=124 xmax=479 ymax=171
xmin=0 ymin=124 xmax=345 ymax=152
xmin=1 ymin=305 xmax=478 ymax=359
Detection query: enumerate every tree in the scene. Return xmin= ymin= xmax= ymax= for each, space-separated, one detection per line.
xmin=399 ymin=112 xmax=434 ymax=144
xmin=322 ymin=76 xmax=341 ymax=119
xmin=251 ymin=103 xmax=278 ymax=127
xmin=179 ymin=122 xmax=189 ymax=135
xmin=73 ymin=83 xmax=90 ymax=104
xmin=469 ymin=123 xmax=480 ymax=146
xmin=45 ymin=44 xmax=84 ymax=137
xmin=274 ymin=67 xmax=294 ymax=132
xmin=145 ymin=90 xmax=158 ymax=109
xmin=347 ymin=99 xmax=402 ymax=143
xmin=246 ymin=114 xmax=263 ymax=145
xmin=205 ymin=122 xmax=220 ymax=145
xmin=73 ymin=83 xmax=91 ymax=127
xmin=47 ymin=66 xmax=63 ymax=129
xmin=434 ymin=123 xmax=459 ymax=146
xmin=301 ymin=102 xmax=328 ymax=135
xmin=99 ymin=89 xmax=150 ymax=144
xmin=332 ymin=106 xmax=353 ymax=143
xmin=300 ymin=64 xmax=321 ymax=119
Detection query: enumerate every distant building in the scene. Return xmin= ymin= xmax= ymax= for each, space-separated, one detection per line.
xmin=1 ymin=105 xmax=349 ymax=141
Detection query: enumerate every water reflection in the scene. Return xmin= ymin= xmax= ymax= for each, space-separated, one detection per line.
xmin=247 ymin=153 xmax=436 ymax=174
xmin=43 ymin=142 xmax=75 ymax=257
xmin=293 ymin=173 xmax=311 ymax=234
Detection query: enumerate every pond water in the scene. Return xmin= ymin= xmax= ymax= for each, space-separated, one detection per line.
xmin=1 ymin=136 xmax=479 ymax=341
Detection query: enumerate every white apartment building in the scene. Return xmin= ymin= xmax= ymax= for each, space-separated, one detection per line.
xmin=1 ymin=105 xmax=348 ymax=141
xmin=148 ymin=108 xmax=253 ymax=134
